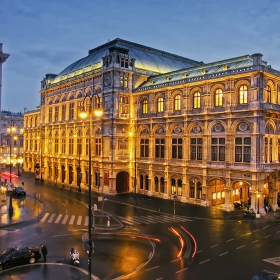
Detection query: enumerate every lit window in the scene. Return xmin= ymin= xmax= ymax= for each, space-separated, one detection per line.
xmin=214 ymin=89 xmax=223 ymax=106
xmin=193 ymin=92 xmax=201 ymax=109
xmin=142 ymin=99 xmax=148 ymax=114
xmin=239 ymin=85 xmax=248 ymax=104
xmin=157 ymin=97 xmax=164 ymax=112
xmin=174 ymin=95 xmax=181 ymax=111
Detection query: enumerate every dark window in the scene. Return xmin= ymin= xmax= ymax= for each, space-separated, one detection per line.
xmin=211 ymin=138 xmax=225 ymax=161
xmin=140 ymin=139 xmax=149 ymax=157
xmin=235 ymin=137 xmax=251 ymax=162
xmin=172 ymin=138 xmax=182 ymax=159
xmin=190 ymin=138 xmax=202 ymax=160
xmin=155 ymin=139 xmax=165 ymax=158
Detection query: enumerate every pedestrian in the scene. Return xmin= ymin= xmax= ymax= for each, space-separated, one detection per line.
xmin=40 ymin=244 xmax=48 ymax=263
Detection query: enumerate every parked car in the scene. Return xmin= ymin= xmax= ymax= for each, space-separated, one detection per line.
xmin=251 ymin=270 xmax=280 ymax=280
xmin=0 ymin=245 xmax=41 ymax=271
xmin=12 ymin=186 xmax=26 ymax=197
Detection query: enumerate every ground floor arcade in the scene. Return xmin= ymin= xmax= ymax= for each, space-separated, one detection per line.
xmin=24 ymin=155 xmax=280 ymax=214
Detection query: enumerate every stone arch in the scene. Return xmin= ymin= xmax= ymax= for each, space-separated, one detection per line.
xmin=231 ymin=119 xmax=253 ymax=134
xmin=207 ymin=178 xmax=226 ymax=206
xmin=231 ymin=180 xmax=251 ymax=206
xmin=187 ymin=121 xmax=204 ymax=134
xmin=152 ymin=124 xmax=165 ymax=136
xmin=208 ymin=120 xmax=227 ymax=134
xmin=116 ymin=171 xmax=130 ymax=193
xmin=168 ymin=123 xmax=184 ymax=135
xmin=234 ymin=79 xmax=250 ymax=105
xmin=265 ymin=121 xmax=276 ymax=134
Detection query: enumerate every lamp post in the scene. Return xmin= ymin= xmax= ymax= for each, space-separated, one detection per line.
xmin=79 ymin=93 xmax=103 ymax=280
xmin=40 ymin=134 xmax=43 ymax=183
xmin=257 ymin=193 xmax=260 ymax=214
xmin=129 ymin=128 xmax=137 ymax=206
xmin=75 ymin=135 xmax=81 ymax=192
xmin=7 ymin=124 xmax=16 ymax=214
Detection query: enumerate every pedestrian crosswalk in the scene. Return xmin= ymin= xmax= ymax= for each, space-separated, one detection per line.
xmin=117 ymin=214 xmax=192 ymax=225
xmin=39 ymin=212 xmax=192 ymax=226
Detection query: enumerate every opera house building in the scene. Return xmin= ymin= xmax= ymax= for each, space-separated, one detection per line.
xmin=23 ymin=38 xmax=280 ymax=213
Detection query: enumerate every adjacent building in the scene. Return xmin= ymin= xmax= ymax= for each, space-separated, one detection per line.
xmin=0 ymin=110 xmax=24 ymax=172
xmin=23 ymin=38 xmax=280 ymax=213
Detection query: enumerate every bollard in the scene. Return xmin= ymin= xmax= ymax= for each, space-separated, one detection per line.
xmin=107 ymin=216 xmax=110 ymax=227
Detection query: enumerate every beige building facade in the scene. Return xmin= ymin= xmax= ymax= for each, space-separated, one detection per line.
xmin=24 ymin=39 xmax=280 ymax=214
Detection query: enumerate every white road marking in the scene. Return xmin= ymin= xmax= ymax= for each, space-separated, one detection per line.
xmin=176 ymin=268 xmax=188 ymax=273
xmin=55 ymin=214 xmax=63 ymax=223
xmin=77 ymin=216 xmax=82 ymax=225
xmin=252 ymin=240 xmax=259 ymax=243
xmin=62 ymin=215 xmax=69 ymax=224
xmin=84 ymin=216 xmax=89 ymax=226
xmin=69 ymin=215 xmax=75 ymax=225
xmin=219 ymin=252 xmax=228 ymax=256
xmin=40 ymin=213 xmax=49 ymax=222
xmin=48 ymin=214 xmax=56 ymax=223
xmin=226 ymin=238 xmax=234 ymax=242
xmin=236 ymin=245 xmax=245 ymax=249
xmin=146 ymin=266 xmax=159 ymax=271
xmin=199 ymin=259 xmax=210 ymax=264
xmin=210 ymin=244 xmax=219 ymax=248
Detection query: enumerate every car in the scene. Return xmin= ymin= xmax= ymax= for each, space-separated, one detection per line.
xmin=0 ymin=245 xmax=41 ymax=271
xmin=12 ymin=186 xmax=26 ymax=197
xmin=251 ymin=270 xmax=280 ymax=280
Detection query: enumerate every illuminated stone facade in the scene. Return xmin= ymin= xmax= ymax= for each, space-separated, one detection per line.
xmin=24 ymin=39 xmax=280 ymax=213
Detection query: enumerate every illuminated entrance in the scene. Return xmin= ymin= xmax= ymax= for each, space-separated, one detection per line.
xmin=209 ymin=179 xmax=225 ymax=206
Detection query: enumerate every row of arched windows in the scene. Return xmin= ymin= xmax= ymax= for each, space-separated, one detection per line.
xmin=141 ymin=85 xmax=250 ymax=114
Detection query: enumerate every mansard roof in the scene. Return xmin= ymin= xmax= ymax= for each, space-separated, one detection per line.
xmin=135 ymin=54 xmax=271 ymax=91
xmin=49 ymin=38 xmax=204 ymax=84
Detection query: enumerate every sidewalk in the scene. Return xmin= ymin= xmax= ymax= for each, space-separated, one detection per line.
xmin=0 ymin=194 xmax=44 ymax=227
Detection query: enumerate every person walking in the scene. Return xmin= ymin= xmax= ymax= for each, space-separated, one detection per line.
xmin=40 ymin=244 xmax=48 ymax=263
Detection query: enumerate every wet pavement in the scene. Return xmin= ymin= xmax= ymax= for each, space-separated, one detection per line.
xmin=0 ymin=263 xmax=96 ymax=280
xmin=0 ymin=171 xmax=279 ymax=279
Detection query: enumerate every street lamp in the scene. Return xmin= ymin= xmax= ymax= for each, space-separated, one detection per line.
xmin=257 ymin=193 xmax=260 ymax=214
xmin=75 ymin=135 xmax=81 ymax=192
xmin=7 ymin=124 xmax=17 ymax=214
xmin=79 ymin=93 xmax=103 ymax=280
xmin=129 ymin=128 xmax=137 ymax=206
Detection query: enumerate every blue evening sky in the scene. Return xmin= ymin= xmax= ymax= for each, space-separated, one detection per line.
xmin=1 ymin=0 xmax=280 ymax=112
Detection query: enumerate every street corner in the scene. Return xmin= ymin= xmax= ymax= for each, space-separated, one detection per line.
xmin=0 ymin=194 xmax=45 ymax=227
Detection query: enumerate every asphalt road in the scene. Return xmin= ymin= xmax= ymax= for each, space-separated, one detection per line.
xmin=0 ymin=172 xmax=279 ymax=279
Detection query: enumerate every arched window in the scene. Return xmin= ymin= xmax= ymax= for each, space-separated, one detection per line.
xmin=266 ymin=85 xmax=272 ymax=103
xmin=174 ymin=95 xmax=181 ymax=111
xmin=190 ymin=180 xmax=195 ymax=198
xmin=196 ymin=181 xmax=202 ymax=199
xmin=142 ymin=99 xmax=148 ymax=114
xmin=145 ymin=175 xmax=149 ymax=190
xmin=171 ymin=178 xmax=176 ymax=194
xmin=239 ymin=85 xmax=248 ymax=104
xmin=193 ymin=92 xmax=201 ymax=109
xmin=157 ymin=97 xmax=164 ymax=112
xmin=160 ymin=177 xmax=165 ymax=193
xmin=214 ymin=89 xmax=223 ymax=106
xmin=178 ymin=179 xmax=182 ymax=196
xmin=154 ymin=177 xmax=159 ymax=192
